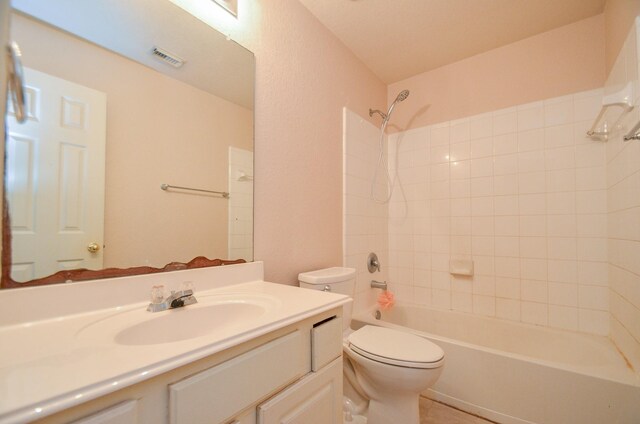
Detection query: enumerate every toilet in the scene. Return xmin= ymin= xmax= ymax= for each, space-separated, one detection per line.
xmin=298 ymin=267 xmax=444 ymax=424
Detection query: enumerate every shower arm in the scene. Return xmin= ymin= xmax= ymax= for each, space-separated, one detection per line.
xmin=369 ymin=108 xmax=388 ymax=120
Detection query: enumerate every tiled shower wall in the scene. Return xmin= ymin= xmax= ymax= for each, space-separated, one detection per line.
xmin=343 ymin=108 xmax=389 ymax=313
xmin=384 ymin=91 xmax=609 ymax=335
xmin=606 ymin=18 xmax=640 ymax=371
xmin=228 ymin=147 xmax=254 ymax=261
xmin=344 ymin=94 xmax=611 ymax=336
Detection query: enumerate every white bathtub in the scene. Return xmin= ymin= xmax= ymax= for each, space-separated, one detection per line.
xmin=351 ymin=304 xmax=640 ymax=424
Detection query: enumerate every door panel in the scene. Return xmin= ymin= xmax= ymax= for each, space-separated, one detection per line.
xmin=6 ymin=67 xmax=106 ymax=281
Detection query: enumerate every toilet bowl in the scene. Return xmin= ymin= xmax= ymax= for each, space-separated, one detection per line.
xmin=298 ymin=267 xmax=445 ymax=424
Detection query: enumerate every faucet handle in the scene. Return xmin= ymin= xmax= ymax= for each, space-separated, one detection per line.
xmin=150 ymin=285 xmax=165 ymax=304
xmin=180 ymin=281 xmax=194 ymax=293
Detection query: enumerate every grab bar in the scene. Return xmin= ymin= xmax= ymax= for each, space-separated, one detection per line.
xmin=623 ymin=119 xmax=640 ymax=141
xmin=160 ymin=183 xmax=229 ymax=199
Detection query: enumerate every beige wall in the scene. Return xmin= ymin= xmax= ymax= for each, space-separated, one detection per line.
xmin=170 ymin=0 xmax=387 ymax=284
xmin=11 ymin=14 xmax=253 ymax=269
xmin=605 ymin=0 xmax=640 ymax=74
xmin=387 ymin=14 xmax=606 ymax=132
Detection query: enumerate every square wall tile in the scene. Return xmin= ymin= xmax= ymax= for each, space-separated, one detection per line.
xmin=578 ymin=285 xmax=609 ymax=311
xmin=493 ymin=109 xmax=518 ymax=135
xmin=546 ymin=118 xmax=575 ymax=145
xmin=517 ymin=102 xmax=545 ymax=131
xmin=544 ymin=95 xmax=574 ymax=127
xmin=470 ymin=158 xmax=494 ymax=178
xmin=431 ymin=289 xmax=452 ymax=310
xmin=546 ymin=169 xmax=575 ymax=193
xmin=579 ymin=309 xmax=609 ymax=335
xmin=549 ymin=305 xmax=578 ymax=330
xmin=495 ymin=237 xmax=520 ymax=257
xmin=549 ymin=281 xmax=578 ymax=306
xmin=452 ymin=291 xmax=473 ymax=312
xmin=473 ymin=295 xmax=496 ymax=316
xmin=522 ymin=301 xmax=548 ymax=325
xmin=471 ymin=137 xmax=493 ymax=159
xmin=518 ymin=150 xmax=545 ymax=171
xmin=450 ymin=141 xmax=471 ymax=162
xmin=494 ymin=175 xmax=519 ymax=195
xmin=496 ymin=298 xmax=521 ymax=321
xmin=521 ymin=279 xmax=548 ymax=302
xmin=494 ymin=133 xmax=518 ymax=155
xmin=547 ymin=260 xmax=577 ymax=283
xmin=495 ymin=277 xmax=520 ymax=299
xmin=451 ymin=119 xmax=470 ymax=143
xmin=470 ymin=113 xmax=493 ymax=139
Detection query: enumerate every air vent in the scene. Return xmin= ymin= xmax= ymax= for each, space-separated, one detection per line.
xmin=151 ymin=47 xmax=185 ymax=68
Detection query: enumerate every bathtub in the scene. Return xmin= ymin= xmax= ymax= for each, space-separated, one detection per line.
xmin=351 ymin=304 xmax=640 ymax=424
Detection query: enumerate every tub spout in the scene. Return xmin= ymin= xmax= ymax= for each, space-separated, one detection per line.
xmin=370 ymin=280 xmax=387 ymax=290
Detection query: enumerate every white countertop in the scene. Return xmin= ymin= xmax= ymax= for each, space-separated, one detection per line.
xmin=0 ymin=278 xmax=349 ymax=424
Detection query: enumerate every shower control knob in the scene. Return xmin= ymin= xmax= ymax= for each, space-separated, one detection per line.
xmin=367 ymin=252 xmax=381 ymax=273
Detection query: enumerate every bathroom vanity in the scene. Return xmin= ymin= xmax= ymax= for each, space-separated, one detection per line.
xmin=0 ymin=262 xmax=349 ymax=424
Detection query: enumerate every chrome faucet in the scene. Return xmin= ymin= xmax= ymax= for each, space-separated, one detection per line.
xmin=370 ymin=280 xmax=387 ymax=290
xmin=147 ymin=284 xmax=198 ymax=312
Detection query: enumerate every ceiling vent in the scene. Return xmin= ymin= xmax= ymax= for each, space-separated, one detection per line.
xmin=151 ymin=47 xmax=185 ymax=68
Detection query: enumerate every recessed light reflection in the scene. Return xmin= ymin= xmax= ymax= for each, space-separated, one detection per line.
xmin=75 ymin=394 xmax=83 ymax=399
xmin=34 ymin=407 xmax=42 ymax=413
xmin=112 ymin=381 xmax=119 ymax=386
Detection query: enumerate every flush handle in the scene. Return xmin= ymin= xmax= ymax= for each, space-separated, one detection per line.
xmin=322 ymin=285 xmax=331 ymax=292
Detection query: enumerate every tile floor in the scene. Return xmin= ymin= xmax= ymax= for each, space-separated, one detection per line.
xmin=420 ymin=398 xmax=495 ymax=424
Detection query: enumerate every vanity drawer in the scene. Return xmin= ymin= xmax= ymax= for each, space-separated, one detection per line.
xmin=311 ymin=316 xmax=342 ymax=372
xmin=70 ymin=400 xmax=138 ymax=424
xmin=169 ymin=330 xmax=308 ymax=424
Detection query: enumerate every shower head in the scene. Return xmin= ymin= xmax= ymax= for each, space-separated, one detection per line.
xmin=395 ymin=89 xmax=410 ymax=102
xmin=382 ymin=89 xmax=410 ymax=125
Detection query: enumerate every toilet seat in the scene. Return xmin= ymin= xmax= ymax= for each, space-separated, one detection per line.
xmin=347 ymin=325 xmax=444 ymax=369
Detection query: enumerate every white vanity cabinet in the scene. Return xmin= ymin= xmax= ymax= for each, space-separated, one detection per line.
xmin=33 ymin=309 xmax=343 ymax=424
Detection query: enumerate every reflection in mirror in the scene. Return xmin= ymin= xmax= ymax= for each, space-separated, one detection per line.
xmin=3 ymin=0 xmax=254 ymax=287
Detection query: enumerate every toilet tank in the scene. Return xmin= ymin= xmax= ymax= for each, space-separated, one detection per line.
xmin=298 ymin=267 xmax=356 ymax=330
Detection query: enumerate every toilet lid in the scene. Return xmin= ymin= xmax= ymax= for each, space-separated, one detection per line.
xmin=348 ymin=325 xmax=444 ymax=369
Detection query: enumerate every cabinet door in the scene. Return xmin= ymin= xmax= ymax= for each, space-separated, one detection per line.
xmin=257 ymin=358 xmax=342 ymax=424
xmin=169 ymin=330 xmax=307 ymax=424
xmin=70 ymin=400 xmax=137 ymax=424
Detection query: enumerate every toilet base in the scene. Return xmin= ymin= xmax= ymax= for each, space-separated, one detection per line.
xmin=343 ymin=412 xmax=367 ymax=424
xmin=366 ymin=393 xmax=420 ymax=424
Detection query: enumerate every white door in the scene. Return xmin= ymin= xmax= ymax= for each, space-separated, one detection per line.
xmin=6 ymin=67 xmax=106 ymax=282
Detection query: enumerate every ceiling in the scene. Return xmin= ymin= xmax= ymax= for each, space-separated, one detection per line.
xmin=298 ymin=0 xmax=606 ymax=84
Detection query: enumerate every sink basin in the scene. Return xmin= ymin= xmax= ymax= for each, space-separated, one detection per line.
xmin=77 ymin=293 xmax=281 ymax=345
xmin=116 ymin=302 xmax=267 ymax=345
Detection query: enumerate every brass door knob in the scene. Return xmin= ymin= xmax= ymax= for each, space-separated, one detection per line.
xmin=87 ymin=242 xmax=101 ymax=253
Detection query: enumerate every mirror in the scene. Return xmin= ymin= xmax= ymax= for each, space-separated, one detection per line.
xmin=2 ymin=0 xmax=254 ymax=288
